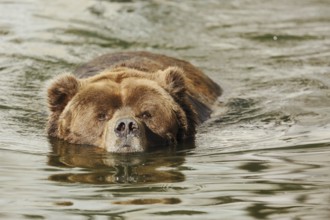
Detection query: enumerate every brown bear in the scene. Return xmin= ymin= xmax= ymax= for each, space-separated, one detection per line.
xmin=47 ymin=51 xmax=222 ymax=153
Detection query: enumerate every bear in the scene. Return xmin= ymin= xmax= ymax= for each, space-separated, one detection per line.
xmin=47 ymin=51 xmax=222 ymax=153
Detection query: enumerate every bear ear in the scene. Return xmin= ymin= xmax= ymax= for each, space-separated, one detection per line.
xmin=158 ymin=67 xmax=186 ymax=98
xmin=47 ymin=73 xmax=80 ymax=113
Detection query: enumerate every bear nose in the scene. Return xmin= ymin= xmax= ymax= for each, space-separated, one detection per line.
xmin=114 ymin=118 xmax=139 ymax=137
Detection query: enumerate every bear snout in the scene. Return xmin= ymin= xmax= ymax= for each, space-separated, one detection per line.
xmin=114 ymin=118 xmax=140 ymax=138
xmin=103 ymin=116 xmax=147 ymax=153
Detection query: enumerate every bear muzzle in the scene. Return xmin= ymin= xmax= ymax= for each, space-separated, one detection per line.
xmin=114 ymin=118 xmax=140 ymax=139
xmin=103 ymin=115 xmax=175 ymax=153
xmin=103 ymin=117 xmax=148 ymax=153
xmin=114 ymin=117 xmax=142 ymax=149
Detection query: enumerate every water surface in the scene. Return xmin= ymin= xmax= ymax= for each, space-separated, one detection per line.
xmin=0 ymin=0 xmax=330 ymax=219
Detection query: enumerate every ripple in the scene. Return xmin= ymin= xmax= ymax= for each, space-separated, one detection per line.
xmin=113 ymin=197 xmax=181 ymax=205
xmin=0 ymin=0 xmax=330 ymax=219
xmin=247 ymin=33 xmax=319 ymax=42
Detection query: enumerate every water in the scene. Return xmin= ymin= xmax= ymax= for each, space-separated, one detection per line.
xmin=0 ymin=0 xmax=330 ymax=219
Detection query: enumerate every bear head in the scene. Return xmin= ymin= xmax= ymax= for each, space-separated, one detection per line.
xmin=47 ymin=67 xmax=197 ymax=153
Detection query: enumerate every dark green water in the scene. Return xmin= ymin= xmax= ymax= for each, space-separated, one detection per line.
xmin=1 ymin=0 xmax=330 ymax=219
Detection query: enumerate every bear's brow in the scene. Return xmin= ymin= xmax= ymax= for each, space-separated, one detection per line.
xmin=75 ymin=83 xmax=122 ymax=107
xmin=123 ymin=85 xmax=169 ymax=107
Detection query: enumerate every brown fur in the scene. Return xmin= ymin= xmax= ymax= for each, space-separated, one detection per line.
xmin=47 ymin=51 xmax=222 ymax=153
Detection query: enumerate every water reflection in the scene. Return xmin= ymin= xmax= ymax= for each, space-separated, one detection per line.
xmin=47 ymin=138 xmax=191 ymax=184
xmin=247 ymin=203 xmax=292 ymax=219
xmin=0 ymin=0 xmax=329 ymax=218
xmin=239 ymin=161 xmax=269 ymax=172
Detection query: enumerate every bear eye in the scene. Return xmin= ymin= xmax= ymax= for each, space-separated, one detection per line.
xmin=141 ymin=111 xmax=152 ymax=119
xmin=97 ymin=113 xmax=107 ymax=121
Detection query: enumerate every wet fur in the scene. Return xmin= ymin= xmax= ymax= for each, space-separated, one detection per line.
xmin=47 ymin=51 xmax=222 ymax=152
